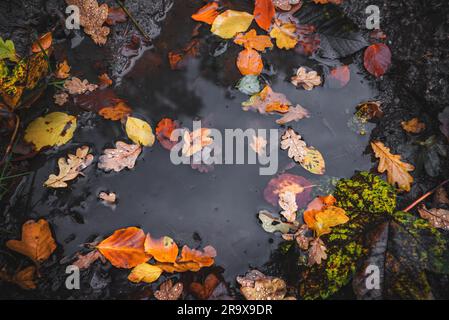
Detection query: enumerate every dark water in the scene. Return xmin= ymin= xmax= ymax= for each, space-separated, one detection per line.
xmin=6 ymin=1 xmax=377 ymax=287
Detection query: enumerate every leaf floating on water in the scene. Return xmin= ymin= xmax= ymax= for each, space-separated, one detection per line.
xmin=237 ymin=270 xmax=294 ymax=300
xmin=276 ymin=104 xmax=310 ymax=124
xmin=97 ymin=73 xmax=113 ymax=88
xmin=236 ymin=48 xmax=263 ymax=76
xmin=191 ymin=2 xmax=219 ymax=25
xmin=304 ymin=206 xmax=349 ymax=237
xmin=326 ymin=65 xmax=350 ymax=89
xmin=418 ymin=205 xmax=449 ymax=230
xmin=258 ymin=210 xmax=297 ymax=234
xmin=249 ymin=135 xmax=267 ymax=154
xmin=254 ymin=0 xmax=275 ymax=31
xmin=64 ymin=77 xmax=98 ymax=95
xmin=371 ymin=141 xmax=414 ymax=192
xmin=313 ymin=0 xmax=342 ymax=4
xmin=190 ymin=273 xmax=221 ymax=300
xmin=144 ymin=234 xmax=179 ymax=263
xmin=242 ymin=85 xmax=291 ymax=114
xmin=155 ymin=118 xmax=180 ymax=150
xmin=269 ymin=21 xmax=298 ymax=50
xmin=99 ymin=192 xmax=116 ymax=204
xmin=98 ymin=141 xmax=141 ymax=172
xmin=308 ymin=238 xmax=327 ymax=266
xmin=263 ymin=173 xmax=313 ymax=207
xmin=236 ymin=75 xmax=261 ymax=95
xmin=291 ymin=67 xmax=321 ymax=90
xmin=6 ymin=219 xmax=57 ymax=263
xmin=211 ymin=10 xmax=254 ymax=39
xmin=98 ymin=101 xmax=132 ymax=121
xmin=24 ymin=112 xmax=77 ymax=151
xmin=401 ymin=118 xmax=425 ymax=134
xmin=31 ymin=32 xmax=53 ymax=53
xmin=278 ymin=191 xmax=298 ymax=222
xmin=44 ymin=146 xmax=94 ymax=188
xmin=301 ymin=147 xmax=325 ymax=175
xmin=125 ymin=116 xmax=155 ymax=147
xmin=128 ymin=263 xmax=163 ymax=283
xmin=53 ymin=92 xmax=69 ymax=106
xmin=273 ymin=0 xmax=302 ymax=11
xmin=182 ymin=128 xmax=214 ymax=157
xmin=154 ymin=279 xmax=184 ymax=300
xmin=364 ymin=43 xmax=392 ymax=78
xmin=234 ymin=29 xmax=273 ymax=51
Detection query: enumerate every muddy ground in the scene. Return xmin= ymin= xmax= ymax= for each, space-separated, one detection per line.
xmin=0 ymin=0 xmax=448 ymax=299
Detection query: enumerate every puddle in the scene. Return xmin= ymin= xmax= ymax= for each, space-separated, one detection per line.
xmin=6 ymin=0 xmax=377 ymax=289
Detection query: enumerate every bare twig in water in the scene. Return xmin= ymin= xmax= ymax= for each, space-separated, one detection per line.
xmin=403 ymin=179 xmax=449 ymax=212
xmin=114 ymin=0 xmax=151 ymax=42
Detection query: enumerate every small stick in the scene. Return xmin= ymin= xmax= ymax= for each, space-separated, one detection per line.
xmin=114 ymin=0 xmax=151 ymax=42
xmin=403 ymin=179 xmax=449 ymax=212
xmin=0 ymin=114 xmax=20 ymax=166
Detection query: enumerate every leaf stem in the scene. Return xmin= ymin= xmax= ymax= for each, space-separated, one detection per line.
xmin=114 ymin=0 xmax=151 ymax=42
xmin=403 ymin=179 xmax=449 ymax=212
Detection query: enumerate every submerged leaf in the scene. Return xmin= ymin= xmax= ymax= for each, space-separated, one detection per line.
xmin=236 ymin=75 xmax=261 ymax=95
xmin=276 ymin=104 xmax=310 ymax=124
xmin=263 ymin=173 xmax=313 ymax=207
xmin=154 ymin=279 xmax=184 ymax=300
xmin=242 ymin=85 xmax=291 ymax=114
xmin=418 ymin=205 xmax=449 ymax=230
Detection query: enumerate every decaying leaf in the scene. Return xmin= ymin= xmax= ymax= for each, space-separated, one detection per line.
xmin=291 ymin=67 xmax=321 ymax=90
xmin=236 ymin=75 xmax=261 ymax=95
xmin=98 ymin=73 xmax=113 ymax=88
xmin=300 ymin=146 xmax=326 ymax=175
xmin=154 ymin=279 xmax=184 ymax=300
xmin=125 ymin=116 xmax=155 ymax=147
xmin=6 ymin=219 xmax=57 ymax=263
xmin=304 ymin=206 xmax=349 ymax=237
xmin=276 ymin=104 xmax=310 ymax=124
xmin=211 ymin=10 xmax=254 ymax=39
xmin=364 ymin=43 xmax=391 ymax=78
xmin=418 ymin=205 xmax=449 ymax=231
xmin=401 ymin=118 xmax=425 ymax=134
xmin=249 ymin=135 xmax=267 ymax=154
xmin=263 ymin=173 xmax=313 ymax=207
xmin=24 ymin=112 xmax=77 ymax=151
xmin=282 ymin=224 xmax=312 ymax=250
xmin=98 ymin=101 xmax=132 ymax=121
xmin=97 ymin=227 xmax=150 ymax=269
xmin=0 ymin=266 xmax=37 ymax=290
xmin=269 ymin=21 xmax=298 ymax=50
xmin=278 ymin=191 xmax=298 ymax=222
xmin=73 ymin=250 xmax=103 ymax=269
xmin=236 ymin=48 xmax=263 ymax=76
xmin=106 ymin=7 xmax=127 ymax=25
xmin=55 ymin=60 xmax=70 ymax=79
xmin=237 ymin=270 xmax=294 ymax=300
xmin=273 ymin=0 xmax=302 ymax=11
xmin=44 ymin=146 xmax=94 ymax=188
xmin=155 ymin=118 xmax=180 ymax=150
xmin=64 ymin=77 xmax=98 ymax=95
xmin=182 ymin=128 xmax=214 ymax=157
xmin=144 ymin=234 xmax=178 ymax=263
xmin=280 ymin=128 xmax=306 ymax=163
xmin=258 ymin=210 xmax=297 ymax=234
xmin=98 ymin=141 xmax=141 ymax=172
xmin=53 ymin=92 xmax=69 ymax=106
xmin=128 ymin=263 xmax=163 ymax=283
xmin=66 ymin=0 xmax=110 ymax=45
xmin=254 ymin=0 xmax=275 ymax=31
xmin=371 ymin=141 xmax=415 ymax=192
xmin=234 ymin=29 xmax=273 ymax=51
xmin=31 ymin=32 xmax=52 ymax=53
xmin=308 ymin=238 xmax=327 ymax=266
xmin=326 ymin=65 xmax=350 ymax=89
xmin=242 ymin=85 xmax=291 ymax=114
xmin=191 ymin=2 xmax=219 ymax=25
xmin=99 ymin=192 xmax=116 ymax=204
xmin=0 ymin=37 xmax=18 ymax=61
xmin=356 ymin=101 xmax=383 ymax=120
xmin=190 ymin=273 xmax=220 ymax=300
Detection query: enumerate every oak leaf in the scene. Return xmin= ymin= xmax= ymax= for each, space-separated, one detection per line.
xmin=308 ymin=238 xmax=327 ymax=266
xmin=154 ymin=279 xmax=183 ymax=300
xmin=249 ymin=135 xmax=267 ymax=154
xmin=64 ymin=77 xmax=98 ymax=95
xmin=98 ymin=141 xmax=141 ymax=172
xmin=242 ymin=85 xmax=291 ymax=114
xmin=269 ymin=22 xmax=297 ymax=49
xmin=44 ymin=146 xmax=93 ymax=188
xmin=371 ymin=141 xmax=414 ymax=191
xmin=234 ymin=29 xmax=273 ymax=51
xmin=182 ymin=128 xmax=214 ymax=157
xmin=254 ymin=0 xmax=275 ymax=31
xmin=97 ymin=227 xmax=150 ymax=268
xmin=211 ymin=10 xmax=254 ymax=39
xmin=98 ymin=101 xmax=132 ymax=121
xmin=418 ymin=205 xmax=449 ymax=230
xmin=191 ymin=2 xmax=219 ymax=25
xmin=275 ymin=104 xmax=310 ymax=124
xmin=128 ymin=263 xmax=163 ymax=283
xmin=291 ymin=67 xmax=321 ymax=90
xmin=278 ymin=191 xmax=298 ymax=222
xmin=144 ymin=234 xmax=179 ymax=263
xmin=401 ymin=118 xmax=425 ymax=134
xmin=6 ymin=219 xmax=57 ymax=263
xmin=53 ymin=92 xmax=69 ymax=106
xmin=304 ymin=206 xmax=349 ymax=237
xmin=236 ymin=48 xmax=263 ymax=76
xmin=237 ymin=270 xmax=293 ymax=300
xmin=125 ymin=116 xmax=155 ymax=147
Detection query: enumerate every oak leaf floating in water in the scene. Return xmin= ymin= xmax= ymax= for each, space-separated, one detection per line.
xmin=182 ymin=128 xmax=214 ymax=157
xmin=242 ymin=85 xmax=291 ymax=114
xmin=6 ymin=219 xmax=57 ymax=263
xmin=154 ymin=279 xmax=184 ymax=300
xmin=249 ymin=135 xmax=267 ymax=154
xmin=191 ymin=2 xmax=219 ymax=25
xmin=24 ymin=112 xmax=77 ymax=151
xmin=269 ymin=21 xmax=298 ymax=50
xmin=125 ymin=116 xmax=155 ymax=147
xmin=275 ymin=104 xmax=310 ymax=125
xmin=237 ymin=270 xmax=295 ymax=300
xmin=211 ymin=10 xmax=254 ymax=39
xmin=236 ymin=48 xmax=263 ymax=76
xmin=144 ymin=234 xmax=179 ymax=263
xmin=64 ymin=77 xmax=98 ymax=95
xmin=371 ymin=141 xmax=414 ymax=192
xmin=55 ymin=60 xmax=70 ymax=79
xmin=234 ymin=29 xmax=273 ymax=51
xmin=254 ymin=0 xmax=275 ymax=31
xmin=418 ymin=205 xmax=449 ymax=230
xmin=97 ymin=227 xmax=150 ymax=269
xmin=401 ymin=117 xmax=426 ymax=134
xmin=98 ymin=141 xmax=141 ymax=172
xmin=278 ymin=191 xmax=298 ymax=222
xmin=304 ymin=205 xmax=349 ymax=237
xmin=44 ymin=146 xmax=94 ymax=188
xmin=128 ymin=263 xmax=163 ymax=283
xmin=291 ymin=67 xmax=321 ymax=90
xmin=308 ymin=238 xmax=327 ymax=266
xmin=364 ymin=43 xmax=392 ymax=78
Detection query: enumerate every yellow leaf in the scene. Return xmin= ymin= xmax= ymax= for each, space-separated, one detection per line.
xmin=304 ymin=206 xmax=349 ymax=237
xmin=269 ymin=23 xmax=297 ymax=49
xmin=24 ymin=112 xmax=77 ymax=151
xmin=211 ymin=10 xmax=254 ymax=39
xmin=300 ymin=147 xmax=325 ymax=175
xmin=125 ymin=116 xmax=155 ymax=147
xmin=371 ymin=141 xmax=415 ymax=192
xmin=128 ymin=263 xmax=163 ymax=283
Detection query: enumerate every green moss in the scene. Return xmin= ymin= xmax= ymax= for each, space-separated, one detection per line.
xmin=0 ymin=59 xmax=26 ymax=95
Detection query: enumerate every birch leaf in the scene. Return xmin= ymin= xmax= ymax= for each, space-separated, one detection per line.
xmin=128 ymin=263 xmax=163 ymax=283
xmin=125 ymin=116 xmax=155 ymax=147
xmin=211 ymin=10 xmax=254 ymax=39
xmin=269 ymin=22 xmax=297 ymax=49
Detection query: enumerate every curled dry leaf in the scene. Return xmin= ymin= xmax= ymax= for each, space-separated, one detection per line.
xmin=237 ymin=270 xmax=293 ymax=300
xmin=73 ymin=250 xmax=103 ymax=269
xmin=308 ymin=238 xmax=327 ymax=266
xmin=128 ymin=263 xmax=163 ymax=283
xmin=24 ymin=112 xmax=77 ymax=151
xmin=64 ymin=77 xmax=98 ymax=95
xmin=278 ymin=191 xmax=298 ymax=222
xmin=125 ymin=116 xmax=155 ymax=147
xmin=234 ymin=29 xmax=273 ymax=51
xmin=364 ymin=43 xmax=392 ymax=78
xmin=242 ymin=85 xmax=291 ymax=114
xmin=154 ymin=279 xmax=184 ymax=300
xmin=276 ymin=104 xmax=310 ymax=125
xmin=236 ymin=48 xmax=263 ymax=76
xmin=44 ymin=146 xmax=94 ymax=188
xmin=144 ymin=234 xmax=178 ymax=263
xmin=55 ymin=60 xmax=70 ymax=79
xmin=99 ymin=192 xmax=116 ymax=204
xmin=98 ymin=141 xmax=141 ymax=172
xmin=191 ymin=2 xmax=219 ymax=24
xmin=155 ymin=118 xmax=180 ymax=150
xmin=66 ymin=0 xmax=110 ymax=45
xmin=254 ymin=0 xmax=275 ymax=31
xmin=211 ymin=10 xmax=254 ymax=39
xmin=98 ymin=101 xmax=132 ymax=121
xmin=291 ymin=67 xmax=321 ymax=90
xmin=371 ymin=141 xmax=415 ymax=192
xmin=269 ymin=21 xmax=297 ymax=50
xmin=97 ymin=227 xmax=150 ymax=269
xmin=401 ymin=118 xmax=425 ymax=134
xmin=249 ymin=135 xmax=267 ymax=154
xmin=190 ymin=273 xmax=221 ymax=300
xmin=304 ymin=205 xmax=349 ymax=237
xmin=6 ymin=219 xmax=57 ymax=263
xmin=54 ymin=92 xmax=69 ymax=106
xmin=418 ymin=205 xmax=449 ymax=230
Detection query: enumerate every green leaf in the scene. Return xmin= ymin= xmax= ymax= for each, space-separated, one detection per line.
xmin=258 ymin=210 xmax=297 ymax=234
xmin=0 ymin=38 xmax=18 ymax=62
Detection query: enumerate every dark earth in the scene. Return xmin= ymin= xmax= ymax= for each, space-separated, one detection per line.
xmin=0 ymin=0 xmax=448 ymax=299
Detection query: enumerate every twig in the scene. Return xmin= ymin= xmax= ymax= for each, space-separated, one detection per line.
xmin=0 ymin=114 xmax=20 ymax=166
xmin=114 ymin=0 xmax=151 ymax=42
xmin=403 ymin=179 xmax=449 ymax=212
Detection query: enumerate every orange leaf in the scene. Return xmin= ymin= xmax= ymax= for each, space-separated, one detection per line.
xmin=6 ymin=219 xmax=57 ymax=263
xmin=155 ymin=261 xmax=202 ymax=273
xmin=155 ymin=118 xmax=179 ymax=150
xmin=98 ymin=73 xmax=113 ymax=88
xmin=106 ymin=7 xmax=127 ymax=25
xmin=178 ymin=245 xmax=217 ymax=268
xmin=144 ymin=234 xmax=179 ymax=263
xmin=191 ymin=2 xmax=219 ymax=25
xmin=401 ymin=118 xmax=425 ymax=134
xmin=304 ymin=206 xmax=349 ymax=237
xmin=254 ymin=0 xmax=275 ymax=31
xmin=31 ymin=32 xmax=52 ymax=53
xmin=55 ymin=60 xmax=70 ymax=79
xmin=97 ymin=227 xmax=150 ymax=268
xmin=98 ymin=100 xmax=132 ymax=121
xmin=242 ymin=85 xmax=291 ymax=114
xmin=234 ymin=29 xmax=273 ymax=51
xmin=236 ymin=48 xmax=263 ymax=76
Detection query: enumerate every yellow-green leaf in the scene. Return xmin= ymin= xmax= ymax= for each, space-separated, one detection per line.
xmin=128 ymin=263 xmax=163 ymax=283
xmin=300 ymin=147 xmax=325 ymax=175
xmin=125 ymin=116 xmax=155 ymax=147
xmin=0 ymin=37 xmax=18 ymax=61
xmin=24 ymin=112 xmax=77 ymax=151
xmin=211 ymin=10 xmax=254 ymax=39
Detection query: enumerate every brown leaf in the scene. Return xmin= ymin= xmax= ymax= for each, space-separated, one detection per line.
xmin=189 ymin=273 xmax=220 ymax=300
xmin=98 ymin=73 xmax=113 ymax=88
xmin=54 ymin=92 xmax=69 ymax=106
xmin=371 ymin=141 xmax=415 ymax=192
xmin=6 ymin=219 xmax=57 ymax=263
xmin=98 ymin=192 xmax=116 ymax=204
xmin=308 ymin=238 xmax=327 ymax=266
xmin=263 ymin=173 xmax=313 ymax=207
xmin=13 ymin=266 xmax=37 ymax=290
xmin=73 ymin=250 xmax=103 ymax=269
xmin=55 ymin=60 xmax=70 ymax=79
xmin=98 ymin=141 xmax=141 ymax=172
xmin=291 ymin=67 xmax=321 ymax=90
xmin=237 ymin=270 xmax=293 ymax=300
xmin=97 ymin=227 xmax=150 ymax=268
xmin=434 ymin=187 xmax=449 ymax=206
xmin=276 ymin=104 xmax=310 ymax=124
xmin=31 ymin=32 xmax=52 ymax=53
xmin=401 ymin=118 xmax=426 ymax=134
xmin=98 ymin=101 xmax=132 ymax=121
xmin=106 ymin=7 xmax=127 ymax=25
xmin=418 ymin=205 xmax=449 ymax=230
xmin=64 ymin=77 xmax=98 ymax=95
xmin=278 ymin=191 xmax=298 ymax=222
xmin=154 ymin=279 xmax=183 ymax=300
xmin=273 ymin=0 xmax=302 ymax=11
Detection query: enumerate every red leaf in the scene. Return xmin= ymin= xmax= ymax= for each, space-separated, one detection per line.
xmin=327 ymin=65 xmax=350 ymax=88
xmin=156 ymin=118 xmax=180 ymax=150
xmin=364 ymin=43 xmax=391 ymax=78
xmin=254 ymin=0 xmax=275 ymax=31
